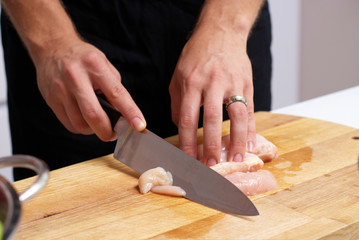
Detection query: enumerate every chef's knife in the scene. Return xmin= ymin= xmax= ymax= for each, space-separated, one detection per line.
xmin=97 ymin=95 xmax=259 ymax=216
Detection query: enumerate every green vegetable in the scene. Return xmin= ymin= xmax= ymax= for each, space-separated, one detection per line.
xmin=0 ymin=221 xmax=2 ymax=240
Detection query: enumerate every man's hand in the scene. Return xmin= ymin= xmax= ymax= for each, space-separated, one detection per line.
xmin=2 ymin=0 xmax=146 ymax=141
xmin=170 ymin=0 xmax=263 ymax=165
xmin=36 ymin=39 xmax=146 ymax=141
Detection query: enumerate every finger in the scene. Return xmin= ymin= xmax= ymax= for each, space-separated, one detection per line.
xmin=45 ymin=79 xmax=91 ymax=134
xmin=177 ymin=90 xmax=201 ymax=159
xmin=74 ymin=81 xmax=117 ymax=141
xmin=169 ymin=76 xmax=181 ymax=126
xmin=57 ymin=80 xmax=92 ymax=135
xmin=50 ymin=101 xmax=78 ymax=133
xmin=202 ymin=89 xmax=223 ymax=166
xmin=226 ymin=99 xmax=248 ymax=162
xmin=90 ymin=58 xmax=146 ymax=133
xmin=246 ymin=98 xmax=256 ymax=153
xmin=67 ymin=61 xmax=117 ymax=141
xmin=64 ymin=95 xmax=93 ymax=135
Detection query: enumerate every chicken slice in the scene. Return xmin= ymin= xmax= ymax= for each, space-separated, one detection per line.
xmin=138 ymin=167 xmax=173 ymax=194
xmin=224 ymin=170 xmax=277 ymax=196
xmin=138 ymin=133 xmax=278 ymax=198
xmin=218 ymin=134 xmax=277 ymax=162
xmin=138 ymin=167 xmax=186 ymax=197
xmin=151 ymin=186 xmax=186 ymax=197
xmin=254 ymin=134 xmax=278 ymax=162
xmin=210 ymin=152 xmax=264 ymax=176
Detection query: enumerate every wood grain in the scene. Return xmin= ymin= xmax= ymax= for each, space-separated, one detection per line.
xmin=13 ymin=112 xmax=359 ymax=239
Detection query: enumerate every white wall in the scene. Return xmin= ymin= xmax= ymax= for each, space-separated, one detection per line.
xmin=300 ymin=0 xmax=359 ymax=100
xmin=269 ymin=0 xmax=359 ymax=107
xmin=269 ymin=0 xmax=301 ymax=110
xmin=0 ymin=106 xmax=12 ymax=181
xmin=0 ymin=7 xmax=13 ymax=181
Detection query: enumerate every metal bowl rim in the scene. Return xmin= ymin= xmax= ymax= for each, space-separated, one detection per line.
xmin=0 ymin=175 xmax=21 ymax=240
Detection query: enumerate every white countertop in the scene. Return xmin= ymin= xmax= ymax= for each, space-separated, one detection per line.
xmin=272 ymin=85 xmax=359 ymax=129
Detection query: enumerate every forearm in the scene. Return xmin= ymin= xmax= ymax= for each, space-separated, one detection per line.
xmin=2 ymin=0 xmax=80 ymax=63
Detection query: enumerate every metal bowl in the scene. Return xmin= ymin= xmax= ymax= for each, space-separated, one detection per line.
xmin=0 ymin=155 xmax=49 ymax=240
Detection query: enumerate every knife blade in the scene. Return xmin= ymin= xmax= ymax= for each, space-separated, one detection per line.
xmin=97 ymin=95 xmax=259 ymax=216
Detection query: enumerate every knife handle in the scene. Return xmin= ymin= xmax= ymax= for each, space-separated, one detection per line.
xmin=97 ymin=94 xmax=122 ymax=129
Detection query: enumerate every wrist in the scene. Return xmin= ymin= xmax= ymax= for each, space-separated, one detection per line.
xmin=28 ymin=31 xmax=81 ymax=65
xmin=196 ymin=0 xmax=263 ymax=41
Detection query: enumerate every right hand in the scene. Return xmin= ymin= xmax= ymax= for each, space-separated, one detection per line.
xmin=33 ymin=38 xmax=146 ymax=141
xmin=169 ymin=19 xmax=256 ymax=166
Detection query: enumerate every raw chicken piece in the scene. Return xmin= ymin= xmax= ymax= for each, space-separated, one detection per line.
xmin=224 ymin=170 xmax=277 ymax=196
xmin=254 ymin=134 xmax=278 ymax=162
xmin=138 ymin=167 xmax=186 ymax=197
xmin=210 ymin=152 xmax=263 ymax=176
xmin=138 ymin=167 xmax=172 ymax=194
xmin=138 ymin=133 xmax=278 ymax=198
xmin=151 ymin=186 xmax=186 ymax=197
xmin=198 ymin=134 xmax=278 ymax=196
xmin=219 ymin=134 xmax=277 ymax=162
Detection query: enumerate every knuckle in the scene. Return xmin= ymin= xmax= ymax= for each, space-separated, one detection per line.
xmin=179 ymin=113 xmax=196 ymax=130
xmin=83 ymin=51 xmax=103 ymax=66
xmin=62 ymin=60 xmax=79 ymax=80
xmin=183 ymin=73 xmax=201 ymax=91
xmin=61 ymin=63 xmax=86 ymax=90
xmin=180 ymin=144 xmax=196 ymax=158
xmin=209 ymin=68 xmax=224 ymax=81
xmin=228 ymin=106 xmax=248 ymax=120
xmin=122 ymin=106 xmax=139 ymax=119
xmin=205 ymin=141 xmax=222 ymax=153
xmin=82 ymin=106 xmax=101 ymax=123
xmin=231 ymin=138 xmax=246 ymax=149
xmin=83 ymin=51 xmax=109 ymax=74
xmin=108 ymin=84 xmax=127 ymax=99
xmin=205 ymin=104 xmax=221 ymax=120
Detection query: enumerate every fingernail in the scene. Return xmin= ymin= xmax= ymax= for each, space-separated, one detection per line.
xmin=247 ymin=141 xmax=254 ymax=152
xmin=132 ymin=117 xmax=146 ymax=131
xmin=234 ymin=154 xmax=243 ymax=162
xmin=110 ymin=133 xmax=118 ymax=142
xmin=207 ymin=158 xmax=217 ymax=166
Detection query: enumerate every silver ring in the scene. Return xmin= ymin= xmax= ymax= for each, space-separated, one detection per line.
xmin=224 ymin=95 xmax=247 ymax=110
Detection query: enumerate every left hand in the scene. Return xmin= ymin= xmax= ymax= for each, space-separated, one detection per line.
xmin=169 ymin=19 xmax=256 ymax=166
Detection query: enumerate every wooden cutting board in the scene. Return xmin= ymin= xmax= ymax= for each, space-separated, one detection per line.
xmin=13 ymin=112 xmax=359 ymax=239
